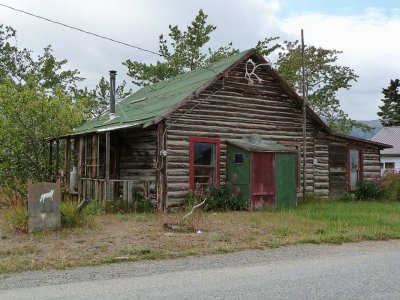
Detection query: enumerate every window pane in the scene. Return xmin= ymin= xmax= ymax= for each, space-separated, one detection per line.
xmin=193 ymin=141 xmax=216 ymax=186
xmin=385 ymin=162 xmax=395 ymax=169
xmin=194 ymin=143 xmax=214 ymax=166
xmin=234 ymin=153 xmax=244 ymax=164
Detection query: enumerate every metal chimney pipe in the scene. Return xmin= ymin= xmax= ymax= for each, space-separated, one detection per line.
xmin=109 ymin=70 xmax=117 ymax=114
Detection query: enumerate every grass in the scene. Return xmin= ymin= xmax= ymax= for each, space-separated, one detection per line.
xmin=1 ymin=201 xmax=400 ymax=273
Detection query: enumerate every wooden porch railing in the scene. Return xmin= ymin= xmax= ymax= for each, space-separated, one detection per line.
xmin=80 ymin=178 xmax=149 ymax=202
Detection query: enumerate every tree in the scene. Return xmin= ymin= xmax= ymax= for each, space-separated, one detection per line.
xmin=377 ymin=79 xmax=400 ymax=126
xmin=276 ymin=40 xmax=369 ymax=133
xmin=123 ymin=10 xmax=235 ymax=86
xmin=123 ymin=11 xmax=367 ymax=134
xmin=0 ymin=24 xmax=133 ymax=185
xmin=0 ymin=80 xmax=85 ymax=185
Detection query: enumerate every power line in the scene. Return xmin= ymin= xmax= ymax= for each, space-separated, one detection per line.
xmin=0 ymin=3 xmax=163 ymax=57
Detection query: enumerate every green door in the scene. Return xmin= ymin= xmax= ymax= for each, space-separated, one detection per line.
xmin=275 ymin=153 xmax=297 ymax=209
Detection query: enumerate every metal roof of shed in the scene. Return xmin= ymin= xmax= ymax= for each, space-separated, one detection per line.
xmin=371 ymin=127 xmax=400 ymax=155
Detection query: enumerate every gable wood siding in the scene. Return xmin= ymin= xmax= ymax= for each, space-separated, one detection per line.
xmin=165 ymin=59 xmax=319 ymax=207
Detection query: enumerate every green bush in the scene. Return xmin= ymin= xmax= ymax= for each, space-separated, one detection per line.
xmin=103 ymin=188 xmax=155 ymax=214
xmin=61 ymin=201 xmax=94 ymax=228
xmin=338 ymin=192 xmax=356 ymax=202
xmin=83 ymin=201 xmax=103 ymax=215
xmin=186 ymin=183 xmax=247 ymax=212
xmin=131 ymin=188 xmax=155 ymax=213
xmin=3 ymin=206 xmax=28 ymax=233
xmin=354 ymin=180 xmax=383 ymax=201
xmin=380 ymin=175 xmax=400 ymax=202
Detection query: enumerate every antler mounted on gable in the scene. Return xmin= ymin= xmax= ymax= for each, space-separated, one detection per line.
xmin=244 ymin=58 xmax=272 ymax=85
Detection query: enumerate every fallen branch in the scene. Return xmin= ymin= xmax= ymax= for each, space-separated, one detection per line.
xmin=183 ymin=197 xmax=207 ymax=220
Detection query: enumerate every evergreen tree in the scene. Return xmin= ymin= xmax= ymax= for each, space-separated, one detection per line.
xmin=378 ymin=79 xmax=400 ymax=126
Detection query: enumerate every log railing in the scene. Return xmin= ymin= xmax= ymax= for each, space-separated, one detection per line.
xmin=80 ymin=178 xmax=149 ymax=202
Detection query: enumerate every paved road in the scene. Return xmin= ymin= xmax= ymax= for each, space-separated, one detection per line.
xmin=1 ymin=240 xmax=400 ymax=299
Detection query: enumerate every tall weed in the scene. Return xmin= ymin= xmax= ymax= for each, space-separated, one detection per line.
xmin=2 ymin=206 xmax=28 ymax=233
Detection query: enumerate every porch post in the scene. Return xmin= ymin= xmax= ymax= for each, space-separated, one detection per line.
xmin=65 ymin=138 xmax=71 ymax=188
xmin=105 ymin=131 xmax=111 ymax=200
xmin=156 ymin=120 xmax=167 ymax=211
xmin=55 ymin=138 xmax=60 ymax=178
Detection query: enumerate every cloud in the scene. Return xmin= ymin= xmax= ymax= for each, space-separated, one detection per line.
xmin=279 ymin=8 xmax=400 ymax=119
xmin=1 ymin=1 xmax=399 ymax=120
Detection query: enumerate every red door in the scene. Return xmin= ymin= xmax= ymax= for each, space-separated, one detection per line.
xmin=252 ymin=153 xmax=275 ymax=209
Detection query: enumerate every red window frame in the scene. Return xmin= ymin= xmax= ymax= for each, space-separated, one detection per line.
xmin=347 ymin=145 xmax=363 ymax=191
xmin=189 ymin=137 xmax=220 ymax=190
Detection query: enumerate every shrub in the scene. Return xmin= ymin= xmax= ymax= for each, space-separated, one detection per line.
xmin=131 ymin=188 xmax=155 ymax=213
xmin=186 ymin=183 xmax=247 ymax=212
xmin=354 ymin=180 xmax=383 ymax=201
xmin=338 ymin=192 xmax=356 ymax=202
xmin=103 ymin=188 xmax=155 ymax=214
xmin=0 ymin=185 xmax=24 ymax=209
xmin=83 ymin=201 xmax=103 ymax=215
xmin=61 ymin=201 xmax=94 ymax=228
xmin=379 ymin=174 xmax=400 ymax=202
xmin=2 ymin=206 xmax=28 ymax=233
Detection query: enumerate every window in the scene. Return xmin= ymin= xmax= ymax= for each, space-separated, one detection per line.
xmin=348 ymin=147 xmax=363 ymax=191
xmin=234 ymin=153 xmax=244 ymax=164
xmin=189 ymin=137 xmax=220 ymax=189
xmin=385 ymin=162 xmax=395 ymax=169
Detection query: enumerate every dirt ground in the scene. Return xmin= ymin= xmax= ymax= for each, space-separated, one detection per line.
xmin=0 ymin=211 xmax=286 ymax=273
xmin=2 ymin=201 xmax=400 ymax=274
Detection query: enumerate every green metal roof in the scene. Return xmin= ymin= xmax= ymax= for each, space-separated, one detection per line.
xmin=74 ymin=49 xmax=254 ymax=135
xmin=226 ymin=139 xmax=297 ymax=153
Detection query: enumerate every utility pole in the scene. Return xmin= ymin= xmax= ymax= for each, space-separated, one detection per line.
xmin=301 ymin=29 xmax=307 ymax=200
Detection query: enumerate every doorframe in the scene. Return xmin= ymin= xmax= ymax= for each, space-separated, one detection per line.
xmin=347 ymin=145 xmax=363 ymax=191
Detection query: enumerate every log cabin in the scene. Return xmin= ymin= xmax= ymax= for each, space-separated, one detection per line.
xmin=51 ymin=49 xmax=390 ymax=210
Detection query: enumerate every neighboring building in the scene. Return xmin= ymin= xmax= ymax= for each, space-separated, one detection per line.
xmin=371 ymin=127 xmax=400 ymax=175
xmin=51 ymin=49 xmax=390 ymax=209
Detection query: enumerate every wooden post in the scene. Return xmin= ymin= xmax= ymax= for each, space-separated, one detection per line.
xmin=65 ymin=138 xmax=71 ymax=188
xmin=92 ymin=135 xmax=97 ymax=178
xmin=55 ymin=139 xmax=60 ymax=178
xmin=105 ymin=131 xmax=111 ymax=201
xmin=77 ymin=137 xmax=85 ymax=199
xmin=49 ymin=139 xmax=53 ymax=180
xmin=301 ymin=29 xmax=307 ymax=199
xmin=156 ymin=121 xmax=167 ymax=211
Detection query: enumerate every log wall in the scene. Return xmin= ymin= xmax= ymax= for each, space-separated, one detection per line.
xmin=363 ymin=148 xmax=381 ymax=180
xmin=117 ymin=127 xmax=157 ymax=194
xmin=165 ymin=59 xmax=319 ymax=207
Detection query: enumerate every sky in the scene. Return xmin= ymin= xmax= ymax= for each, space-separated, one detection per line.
xmin=1 ymin=0 xmax=399 ymax=120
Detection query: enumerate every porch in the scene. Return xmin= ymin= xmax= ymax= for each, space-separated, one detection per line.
xmin=80 ymin=178 xmax=150 ymax=202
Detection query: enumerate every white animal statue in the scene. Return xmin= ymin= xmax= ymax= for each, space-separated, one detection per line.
xmin=39 ymin=189 xmax=54 ymax=203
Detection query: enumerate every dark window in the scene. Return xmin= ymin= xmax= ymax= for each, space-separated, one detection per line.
xmin=189 ymin=137 xmax=220 ymax=189
xmin=385 ymin=162 xmax=395 ymax=169
xmin=193 ymin=142 xmax=215 ymax=185
xmin=234 ymin=153 xmax=244 ymax=164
